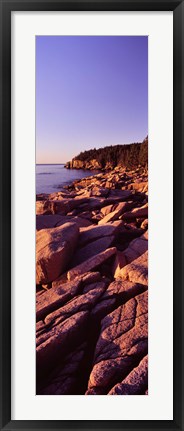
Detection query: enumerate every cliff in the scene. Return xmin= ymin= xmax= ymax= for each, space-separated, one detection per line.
xmin=65 ymin=137 xmax=148 ymax=171
xmin=65 ymin=158 xmax=102 ymax=170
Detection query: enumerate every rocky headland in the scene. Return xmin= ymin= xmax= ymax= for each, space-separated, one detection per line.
xmin=36 ymin=161 xmax=148 ymax=395
xmin=65 ymin=137 xmax=148 ymax=171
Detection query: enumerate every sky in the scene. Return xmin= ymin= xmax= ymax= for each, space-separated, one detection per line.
xmin=36 ymin=36 xmax=148 ymax=164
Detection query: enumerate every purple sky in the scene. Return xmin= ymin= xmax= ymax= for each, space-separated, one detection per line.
xmin=36 ymin=36 xmax=148 ymax=164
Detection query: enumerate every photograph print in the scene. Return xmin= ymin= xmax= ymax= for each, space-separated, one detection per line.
xmin=36 ymin=36 xmax=148 ymax=395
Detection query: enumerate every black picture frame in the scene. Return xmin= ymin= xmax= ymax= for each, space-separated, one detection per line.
xmin=0 ymin=1 xmax=183 ymax=430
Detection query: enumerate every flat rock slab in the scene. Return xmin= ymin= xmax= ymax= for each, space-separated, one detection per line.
xmin=42 ymin=281 xmax=106 ymax=328
xmin=98 ymin=202 xmax=133 ymax=225
xmin=86 ymin=290 xmax=148 ymax=394
xmin=71 ymin=236 xmax=115 ymax=267
xmin=108 ymin=189 xmax=133 ymax=199
xmin=52 ymin=271 xmax=101 ymax=291
xmin=67 ymin=247 xmax=117 ymax=281
xmin=37 ymin=311 xmax=89 ymax=381
xmin=123 ymin=235 xmax=148 ymax=264
xmin=77 ymin=197 xmax=105 ymax=212
xmin=101 ymin=279 xmax=147 ymax=303
xmin=91 ymin=187 xmax=109 ymax=197
xmin=36 ymin=214 xmax=92 ymax=230
xmin=36 ymin=278 xmax=81 ymax=322
xmin=57 ymin=216 xmax=92 ymax=229
xmin=127 ymin=181 xmax=148 ymax=193
xmin=36 ymin=214 xmax=67 ymax=230
xmin=100 ymin=204 xmax=114 ymax=216
xmin=36 ymin=197 xmax=91 ymax=216
xmin=109 ymin=355 xmax=148 ymax=395
xmin=36 ymin=222 xmax=79 ymax=285
xmin=115 ymin=251 xmax=148 ymax=285
xmin=122 ymin=203 xmax=148 ymax=220
xmin=36 ymin=200 xmax=66 ymax=215
xmin=91 ymin=280 xmax=147 ymax=320
xmin=112 ymin=232 xmax=148 ymax=279
xmin=79 ymin=221 xmax=122 ymax=247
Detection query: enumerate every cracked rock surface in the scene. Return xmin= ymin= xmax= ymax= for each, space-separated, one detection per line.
xmin=36 ymin=166 xmax=148 ymax=395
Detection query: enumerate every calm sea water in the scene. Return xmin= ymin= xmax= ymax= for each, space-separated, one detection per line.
xmin=36 ymin=164 xmax=100 ymax=195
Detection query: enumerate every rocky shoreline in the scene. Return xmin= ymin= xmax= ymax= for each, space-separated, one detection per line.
xmin=36 ymin=165 xmax=148 ymax=395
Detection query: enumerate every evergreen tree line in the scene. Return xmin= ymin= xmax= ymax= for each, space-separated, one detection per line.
xmin=72 ymin=136 xmax=148 ymax=169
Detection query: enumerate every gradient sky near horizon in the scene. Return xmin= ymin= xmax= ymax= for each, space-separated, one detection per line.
xmin=36 ymin=36 xmax=148 ymax=164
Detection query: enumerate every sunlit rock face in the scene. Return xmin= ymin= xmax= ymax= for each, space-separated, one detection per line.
xmin=36 ymin=222 xmax=79 ymax=284
xmin=36 ymin=163 xmax=148 ymax=395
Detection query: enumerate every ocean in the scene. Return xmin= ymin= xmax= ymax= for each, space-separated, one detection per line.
xmin=36 ymin=164 xmax=100 ymax=195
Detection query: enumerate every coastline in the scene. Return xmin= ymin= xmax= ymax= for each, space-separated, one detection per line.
xmin=36 ymin=165 xmax=148 ymax=395
xmin=36 ymin=163 xmax=101 ymax=195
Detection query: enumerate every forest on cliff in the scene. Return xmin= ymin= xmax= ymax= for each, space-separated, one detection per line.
xmin=69 ymin=137 xmax=148 ymax=170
